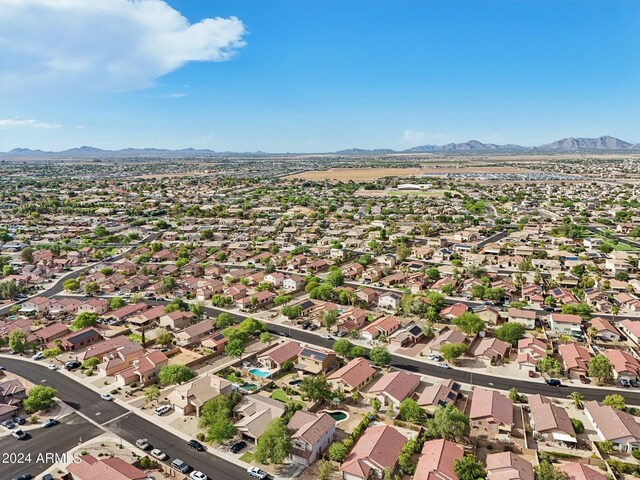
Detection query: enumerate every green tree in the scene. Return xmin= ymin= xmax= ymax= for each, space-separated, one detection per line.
xmin=63 ymin=278 xmax=80 ymax=291
xmin=70 ymin=312 xmax=98 ymax=331
xmin=603 ymin=393 xmax=626 ymax=410
xmin=321 ymin=309 xmax=339 ymax=330
xmin=160 ymin=276 xmax=176 ymax=293
xmin=440 ymin=343 xmax=466 ymax=364
xmin=454 ymin=455 xmax=487 ymax=480
xmin=328 ymin=441 xmax=348 ymax=462
xmin=143 ymin=384 xmax=161 ymax=403
xmin=254 ymin=418 xmax=292 ymax=464
xmin=206 ymin=417 xmax=237 ymax=443
xmin=238 ymin=317 xmax=267 ymax=335
xmin=318 ymin=459 xmax=335 ymax=480
xmin=299 ymin=375 xmax=333 ymax=402
xmin=8 ymin=329 xmax=28 ymax=354
xmin=588 ymin=354 xmax=614 ymax=384
xmin=568 ymin=391 xmax=585 ymax=409
xmin=370 ymin=397 xmax=381 ymax=413
xmin=535 ymin=460 xmax=569 ymax=480
xmin=495 ymin=322 xmax=526 ymax=345
xmin=108 ymin=296 xmax=126 ymax=310
xmin=326 ymin=269 xmax=345 ymax=287
xmin=281 ymin=304 xmax=302 ymax=320
xmin=425 ymin=404 xmax=469 ymax=441
xmin=42 ymin=347 xmax=62 ymax=359
xmin=560 ymin=303 xmax=592 ymax=320
xmin=23 ymin=385 xmax=57 ymax=413
xmin=190 ymin=302 xmax=204 ymax=319
xmin=259 ymin=332 xmax=274 ymax=345
xmin=83 ymin=281 xmax=100 ymax=296
xmin=155 ymin=328 xmax=173 ymax=346
xmin=571 ymin=418 xmax=584 ymax=434
xmin=332 ymin=339 xmax=353 ymax=358
xmin=398 ymin=398 xmax=426 ymax=423
xmin=369 ymin=346 xmax=391 ymax=367
xmin=158 ymin=365 xmax=195 ymax=385
xmin=537 ymin=356 xmax=562 ymax=376
xmin=21 ymin=247 xmax=34 ymax=264
xmin=225 ymin=338 xmax=246 ymax=357
xmin=274 ymin=294 xmax=292 ymax=307
xmin=453 ymin=312 xmax=485 ymax=335
xmin=215 ymin=312 xmax=234 ymax=329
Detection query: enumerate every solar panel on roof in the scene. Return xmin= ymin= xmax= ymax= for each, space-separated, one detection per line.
xmin=300 ymin=348 xmax=327 ymax=361
xmin=68 ymin=329 xmax=98 ymax=344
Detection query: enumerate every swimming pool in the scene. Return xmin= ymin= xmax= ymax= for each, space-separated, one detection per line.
xmin=323 ymin=410 xmax=349 ymax=422
xmin=240 ymin=382 xmax=258 ymax=391
xmin=248 ymin=368 xmax=271 ymax=378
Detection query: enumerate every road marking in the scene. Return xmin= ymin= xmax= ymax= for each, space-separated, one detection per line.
xmin=100 ymin=411 xmax=131 ymax=426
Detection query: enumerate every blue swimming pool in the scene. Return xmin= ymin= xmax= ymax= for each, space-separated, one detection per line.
xmin=248 ymin=368 xmax=271 ymax=378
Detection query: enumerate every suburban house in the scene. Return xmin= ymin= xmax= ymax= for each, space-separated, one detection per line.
xmin=469 ymin=388 xmax=513 ymax=434
xmin=21 ymin=296 xmax=50 ymax=314
xmin=528 ymin=394 xmax=576 ymax=444
xmin=377 ymin=292 xmax=403 ymax=310
xmin=234 ymin=394 xmax=287 ymax=443
xmin=440 ymin=302 xmax=468 ymax=321
xmin=603 ymin=349 xmax=640 ymax=380
xmin=587 ymin=317 xmax=621 ymax=342
xmin=296 ymin=346 xmax=337 ymax=374
xmin=77 ymin=298 xmax=109 ymax=315
xmin=258 ymin=340 xmax=302 ymax=371
xmin=427 ymin=327 xmax=468 ymax=353
xmin=558 ymin=343 xmax=591 ymax=378
xmin=288 ymin=411 xmax=336 ymax=466
xmin=340 ymin=424 xmax=406 ymax=480
xmin=167 ymin=374 xmax=233 ymax=416
xmin=327 ymin=357 xmax=377 ymax=393
xmin=66 ymin=454 xmax=148 ymax=480
xmin=0 ymin=379 xmax=27 ymax=421
xmin=618 ymin=320 xmax=640 ymax=346
xmin=417 ymin=379 xmax=461 ymax=414
xmin=76 ymin=336 xmax=139 ymax=362
xmin=367 ymin=370 xmax=421 ymax=407
xmin=548 ymin=313 xmax=583 ymax=335
xmin=516 ymin=337 xmax=547 ymax=368
xmin=585 ymin=400 xmax=640 ymax=452
xmin=27 ymin=322 xmax=70 ymax=345
xmin=507 ymin=308 xmax=537 ymax=329
xmin=557 ymin=463 xmax=607 ymax=480
xmin=486 ymin=452 xmax=534 ymax=480
xmin=201 ymin=331 xmax=229 ymax=353
xmin=175 ymin=321 xmax=215 ymax=346
xmin=59 ymin=327 xmax=102 ymax=352
xmin=360 ymin=316 xmax=401 ymax=342
xmin=468 ymin=337 xmax=510 ymax=363
xmin=414 ymin=439 xmax=463 ymax=480
xmin=159 ymin=310 xmax=194 ymax=330
xmin=114 ymin=350 xmax=168 ymax=386
xmin=98 ymin=342 xmax=145 ymax=376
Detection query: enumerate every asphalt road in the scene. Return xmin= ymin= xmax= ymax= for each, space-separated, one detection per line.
xmin=0 ymin=413 xmax=102 ymax=479
xmin=0 ymin=358 xmax=248 ymax=480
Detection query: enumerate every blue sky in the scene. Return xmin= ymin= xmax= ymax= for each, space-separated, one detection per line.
xmin=1 ymin=0 xmax=639 ymax=152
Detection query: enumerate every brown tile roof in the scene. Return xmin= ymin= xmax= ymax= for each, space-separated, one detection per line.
xmin=259 ymin=340 xmax=302 ymax=365
xmin=558 ymin=463 xmax=606 ymax=480
xmin=585 ymin=400 xmax=640 ymax=442
xmin=289 ymin=412 xmax=335 ymax=445
xmin=369 ymin=370 xmax=421 ymax=403
xmin=66 ymin=454 xmax=148 ymax=480
xmin=528 ymin=394 xmax=574 ymax=436
xmin=327 ymin=357 xmax=376 ymax=389
xmin=414 ymin=439 xmax=463 ymax=480
xmin=486 ymin=452 xmax=534 ymax=480
xmin=469 ymin=388 xmax=513 ymax=426
xmin=340 ymin=425 xmax=406 ymax=479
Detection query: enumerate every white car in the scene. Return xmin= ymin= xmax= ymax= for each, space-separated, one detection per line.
xmin=151 ymin=448 xmax=168 ymax=460
xmin=190 ymin=471 xmax=208 ymax=480
xmin=247 ymin=467 xmax=268 ymax=479
xmin=320 ymin=334 xmax=332 ymax=340
xmin=46 ymin=363 xmax=58 ymax=371
xmin=11 ymin=428 xmax=27 ymax=440
xmin=32 ymin=352 xmax=44 ymax=361
xmin=100 ymin=393 xmax=114 ymax=401
xmin=436 ymin=362 xmax=451 ymax=369
xmin=154 ymin=404 xmax=171 ymax=416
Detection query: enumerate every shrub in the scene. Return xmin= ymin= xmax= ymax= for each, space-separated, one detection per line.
xmin=571 ymin=418 xmax=585 ymax=434
xmin=110 ymin=389 xmax=118 ymax=395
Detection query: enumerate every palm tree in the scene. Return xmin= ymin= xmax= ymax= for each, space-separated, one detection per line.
xmin=611 ymin=305 xmax=620 ymax=323
xmin=586 ymin=326 xmax=599 ymax=340
xmin=568 ymin=391 xmax=585 ymax=409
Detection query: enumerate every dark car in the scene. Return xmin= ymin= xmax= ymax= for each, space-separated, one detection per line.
xmin=230 ymin=441 xmax=247 ymax=453
xmin=632 ymin=380 xmax=639 ymax=388
xmin=289 ymin=379 xmax=302 ymax=386
xmin=64 ymin=360 xmax=81 ymax=370
xmin=11 ymin=475 xmax=33 ymax=480
xmin=2 ymin=419 xmax=16 ymax=429
xmin=187 ymin=439 xmax=205 ymax=451
xmin=579 ymin=375 xmax=590 ymax=384
xmin=43 ymin=419 xmax=59 ymax=428
xmin=13 ymin=415 xmax=26 ymax=425
xmin=545 ymin=379 xmax=562 ymax=387
xmin=42 ymin=475 xmax=54 ymax=480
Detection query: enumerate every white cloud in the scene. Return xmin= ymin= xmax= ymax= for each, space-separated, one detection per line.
xmin=402 ymin=130 xmax=426 ymax=143
xmin=0 ymin=0 xmax=246 ymax=96
xmin=0 ymin=118 xmax=62 ymax=128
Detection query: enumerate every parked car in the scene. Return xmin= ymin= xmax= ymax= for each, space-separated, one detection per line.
xmin=11 ymin=428 xmax=27 ymax=440
xmin=631 ymin=379 xmax=639 ymax=388
xmin=2 ymin=419 xmax=16 ymax=429
xmin=247 ymin=467 xmax=268 ymax=479
xmin=151 ymin=448 xmax=168 ymax=460
xmin=545 ymin=379 xmax=562 ymax=387
xmin=188 ymin=439 xmax=205 ymax=451
xmin=171 ymin=459 xmax=190 ymax=473
xmin=101 ymin=393 xmax=114 ymax=401
xmin=528 ymin=370 xmax=536 ymax=378
xmin=190 ymin=471 xmax=208 ymax=480
xmin=230 ymin=441 xmax=247 ymax=453
xmin=278 ymin=331 xmax=291 ymax=338
xmin=579 ymin=375 xmax=590 ymax=384
xmin=435 ymin=362 xmax=450 ymax=369
xmin=154 ymin=405 xmax=171 ymax=416
xmin=13 ymin=415 xmax=26 ymax=425
xmin=621 ymin=378 xmax=631 ymax=388
xmin=335 ymin=331 xmax=347 ymax=337
xmin=320 ymin=334 xmax=333 ymax=340
xmin=64 ymin=360 xmax=81 ymax=370
xmin=46 ymin=363 xmax=58 ymax=371
xmin=288 ymin=379 xmax=301 ymax=386
xmin=135 ymin=438 xmax=151 ymax=450
xmin=11 ymin=475 xmax=33 ymax=480
xmin=42 ymin=419 xmax=59 ymax=428
xmin=32 ymin=352 xmax=44 ymax=361
xmin=42 ymin=475 xmax=54 ymax=480
xmin=0 ymin=365 xmax=5 ymax=370
xmin=427 ymin=354 xmax=443 ymax=361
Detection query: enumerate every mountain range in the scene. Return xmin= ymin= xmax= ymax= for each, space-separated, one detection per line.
xmin=1 ymin=135 xmax=638 ymax=158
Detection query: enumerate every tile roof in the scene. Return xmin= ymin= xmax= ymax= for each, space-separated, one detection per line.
xmin=414 ymin=439 xmax=463 ymax=480
xmin=469 ymin=388 xmax=513 ymax=426
xmin=528 ymin=394 xmax=574 ymax=436
xmin=369 ymin=370 xmax=421 ymax=403
xmin=585 ymin=400 xmax=640 ymax=442
xmin=486 ymin=452 xmax=534 ymax=480
xmin=340 ymin=425 xmax=406 ymax=479
xmin=327 ymin=357 xmax=376 ymax=389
